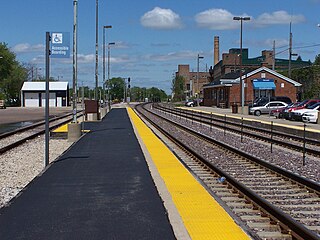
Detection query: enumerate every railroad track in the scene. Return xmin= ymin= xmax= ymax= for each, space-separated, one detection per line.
xmin=154 ymin=103 xmax=320 ymax=157
xmin=0 ymin=112 xmax=83 ymax=154
xmin=135 ymin=103 xmax=320 ymax=240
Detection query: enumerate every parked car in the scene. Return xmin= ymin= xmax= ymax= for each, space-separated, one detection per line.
xmin=249 ymin=101 xmax=288 ymax=116
xmin=185 ymin=100 xmax=194 ymax=107
xmin=290 ymin=102 xmax=320 ymax=121
xmin=248 ymin=96 xmax=292 ymax=114
xmin=283 ymin=99 xmax=320 ymax=120
xmin=251 ymin=96 xmax=292 ymax=107
xmin=185 ymin=98 xmax=204 ymax=107
xmin=271 ymin=102 xmax=299 ymax=119
xmin=302 ymin=110 xmax=319 ymax=123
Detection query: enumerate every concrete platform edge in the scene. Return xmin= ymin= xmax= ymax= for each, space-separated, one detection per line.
xmin=128 ymin=108 xmax=191 ymax=240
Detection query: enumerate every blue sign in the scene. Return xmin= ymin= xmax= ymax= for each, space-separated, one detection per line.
xmin=50 ymin=32 xmax=70 ymax=58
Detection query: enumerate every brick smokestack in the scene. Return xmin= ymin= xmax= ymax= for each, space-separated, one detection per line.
xmin=214 ymin=36 xmax=219 ymax=66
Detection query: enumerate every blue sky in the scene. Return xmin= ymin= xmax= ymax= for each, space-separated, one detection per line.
xmin=1 ymin=0 xmax=320 ymax=94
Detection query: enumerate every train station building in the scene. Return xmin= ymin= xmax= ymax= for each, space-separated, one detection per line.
xmin=203 ymin=66 xmax=302 ymax=108
xmin=176 ymin=36 xmax=309 ymax=107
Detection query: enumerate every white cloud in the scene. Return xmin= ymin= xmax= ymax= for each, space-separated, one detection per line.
xmin=145 ymin=50 xmax=200 ymax=61
xmin=195 ymin=9 xmax=243 ymax=30
xmin=78 ymin=54 xmax=95 ymax=64
xmin=195 ymin=9 xmax=305 ymax=30
xmin=140 ymin=7 xmax=183 ymax=30
xmin=255 ymin=11 xmax=305 ymax=26
xmin=12 ymin=43 xmax=44 ymax=53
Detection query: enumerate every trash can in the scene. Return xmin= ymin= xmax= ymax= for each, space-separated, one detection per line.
xmin=232 ymin=104 xmax=238 ymax=114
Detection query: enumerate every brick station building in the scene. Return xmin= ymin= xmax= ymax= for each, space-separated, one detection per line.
xmin=203 ymin=66 xmax=301 ymax=108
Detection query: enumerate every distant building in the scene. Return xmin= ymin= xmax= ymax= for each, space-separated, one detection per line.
xmin=21 ymin=81 xmax=69 ymax=107
xmin=212 ymin=48 xmax=311 ymax=82
xmin=175 ymin=65 xmax=210 ymax=98
xmin=203 ymin=67 xmax=301 ymax=108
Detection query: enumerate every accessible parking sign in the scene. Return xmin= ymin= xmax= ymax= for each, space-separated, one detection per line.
xmin=50 ymin=32 xmax=70 ymax=58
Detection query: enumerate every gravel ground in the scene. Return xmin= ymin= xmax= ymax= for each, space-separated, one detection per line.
xmin=0 ymin=136 xmax=72 ymax=208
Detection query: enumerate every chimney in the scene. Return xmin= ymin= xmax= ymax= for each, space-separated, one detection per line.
xmin=214 ymin=36 xmax=219 ymax=66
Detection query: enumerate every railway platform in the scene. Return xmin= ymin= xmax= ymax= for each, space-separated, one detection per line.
xmin=0 ymin=106 xmax=251 ymax=239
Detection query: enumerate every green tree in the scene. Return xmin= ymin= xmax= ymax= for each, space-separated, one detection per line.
xmin=314 ymin=54 xmax=320 ymax=65
xmin=130 ymin=86 xmax=144 ymax=102
xmin=146 ymin=87 xmax=167 ymax=102
xmin=171 ymin=75 xmax=185 ymax=101
xmin=109 ymin=77 xmax=125 ymax=101
xmin=290 ymin=55 xmax=320 ymax=99
xmin=0 ymin=43 xmax=27 ymax=105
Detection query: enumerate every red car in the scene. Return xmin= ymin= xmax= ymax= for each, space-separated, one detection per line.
xmin=271 ymin=102 xmax=299 ymax=118
xmin=283 ymin=99 xmax=320 ymax=120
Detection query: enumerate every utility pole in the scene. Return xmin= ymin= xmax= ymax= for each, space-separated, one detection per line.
xmin=289 ymin=22 xmax=298 ymax=78
xmin=72 ymin=0 xmax=78 ymax=123
xmin=272 ymin=40 xmax=275 ymax=70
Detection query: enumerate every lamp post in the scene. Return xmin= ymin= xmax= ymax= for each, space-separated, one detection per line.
xmin=103 ymin=25 xmax=112 ymax=106
xmin=196 ymin=54 xmax=204 ymax=104
xmin=107 ymin=42 xmax=115 ymax=109
xmin=233 ymin=16 xmax=250 ymax=114
xmin=94 ymin=0 xmax=99 ymax=100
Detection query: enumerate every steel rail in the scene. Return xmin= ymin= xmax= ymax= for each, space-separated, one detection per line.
xmin=0 ymin=116 xmax=79 ymax=155
xmin=157 ymin=104 xmax=320 ymax=145
xmin=155 ymin=104 xmax=320 ymax=157
xmin=135 ymin=103 xmax=320 ymax=240
xmin=0 ymin=112 xmax=75 ymax=139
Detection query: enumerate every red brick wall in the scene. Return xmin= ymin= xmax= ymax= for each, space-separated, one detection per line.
xmin=244 ymin=71 xmax=297 ymax=103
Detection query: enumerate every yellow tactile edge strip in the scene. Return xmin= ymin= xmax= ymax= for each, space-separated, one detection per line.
xmin=127 ymin=107 xmax=250 ymax=240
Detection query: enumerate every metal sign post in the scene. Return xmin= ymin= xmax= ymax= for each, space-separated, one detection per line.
xmin=44 ymin=31 xmax=70 ymax=167
xmin=45 ymin=32 xmax=50 ymax=167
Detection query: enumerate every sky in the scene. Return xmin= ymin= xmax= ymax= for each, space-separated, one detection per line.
xmin=1 ymin=0 xmax=320 ymax=94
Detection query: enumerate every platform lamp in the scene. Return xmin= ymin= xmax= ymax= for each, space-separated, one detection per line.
xmin=233 ymin=16 xmax=250 ymax=114
xmin=94 ymin=0 xmax=99 ymax=101
xmin=197 ymin=54 xmax=204 ymax=106
xmin=103 ymin=25 xmax=112 ymax=106
xmin=107 ymin=42 xmax=115 ymax=109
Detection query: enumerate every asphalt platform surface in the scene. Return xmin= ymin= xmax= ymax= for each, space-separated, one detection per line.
xmin=0 ymin=108 xmax=175 ymax=239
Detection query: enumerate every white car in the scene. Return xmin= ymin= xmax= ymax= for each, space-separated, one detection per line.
xmin=249 ymin=101 xmax=288 ymax=116
xmin=290 ymin=102 xmax=320 ymax=121
xmin=302 ymin=110 xmax=319 ymax=123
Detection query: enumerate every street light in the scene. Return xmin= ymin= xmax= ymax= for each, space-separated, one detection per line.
xmin=196 ymin=54 xmax=204 ymax=101
xmin=107 ymin=42 xmax=115 ymax=109
xmin=94 ymin=0 xmax=99 ymax=100
xmin=233 ymin=16 xmax=250 ymax=114
xmin=103 ymin=25 xmax=112 ymax=106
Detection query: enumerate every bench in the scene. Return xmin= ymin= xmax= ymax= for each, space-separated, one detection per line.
xmin=0 ymin=100 xmax=6 ymax=109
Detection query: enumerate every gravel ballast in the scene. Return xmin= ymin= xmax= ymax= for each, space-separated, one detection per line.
xmin=0 ymin=136 xmax=72 ymax=208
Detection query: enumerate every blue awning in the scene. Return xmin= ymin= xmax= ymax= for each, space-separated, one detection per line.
xmin=253 ymin=80 xmax=276 ymax=90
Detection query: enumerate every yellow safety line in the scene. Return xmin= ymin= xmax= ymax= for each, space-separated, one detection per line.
xmin=128 ymin=108 xmax=250 ymax=240
xmin=52 ymin=123 xmax=90 ymax=133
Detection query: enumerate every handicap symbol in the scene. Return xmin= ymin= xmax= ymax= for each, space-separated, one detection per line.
xmin=53 ymin=34 xmax=62 ymax=43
